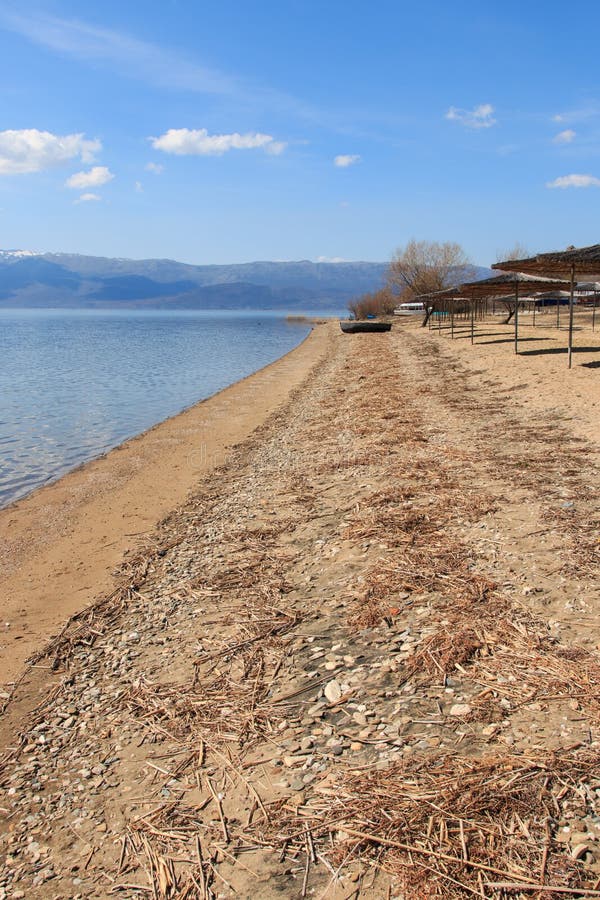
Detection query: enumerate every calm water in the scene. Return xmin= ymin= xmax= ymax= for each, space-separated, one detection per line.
xmin=0 ymin=309 xmax=320 ymax=508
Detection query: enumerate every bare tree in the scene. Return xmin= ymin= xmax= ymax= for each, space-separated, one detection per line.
xmin=494 ymin=243 xmax=530 ymax=324
xmin=387 ymin=240 xmax=473 ymax=326
xmin=348 ymin=286 xmax=396 ymax=320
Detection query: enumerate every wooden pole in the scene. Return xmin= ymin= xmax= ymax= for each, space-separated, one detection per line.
xmin=593 ymin=294 xmax=597 ymax=333
xmin=568 ymin=263 xmax=575 ymax=369
xmin=532 ymin=299 xmax=536 ymax=327
xmin=514 ymin=282 xmax=519 ymax=354
xmin=451 ymin=304 xmax=454 ymax=338
xmin=470 ymin=299 xmax=474 ymax=344
xmin=556 ymin=292 xmax=560 ymax=328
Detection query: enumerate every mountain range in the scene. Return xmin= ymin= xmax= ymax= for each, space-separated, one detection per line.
xmin=0 ymin=250 xmax=390 ymax=311
xmin=0 ymin=251 xmax=493 ymax=311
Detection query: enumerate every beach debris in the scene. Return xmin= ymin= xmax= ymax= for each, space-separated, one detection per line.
xmin=2 ymin=324 xmax=600 ymax=897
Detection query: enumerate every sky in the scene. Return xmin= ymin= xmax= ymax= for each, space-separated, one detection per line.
xmin=1 ymin=0 xmax=600 ymax=266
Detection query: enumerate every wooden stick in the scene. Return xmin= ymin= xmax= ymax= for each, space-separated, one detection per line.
xmin=195 ymin=834 xmax=207 ymax=899
xmin=486 ymin=885 xmax=600 ymax=896
xmin=207 ymin=778 xmax=229 ymax=844
xmin=342 ymin=827 xmax=531 ymax=881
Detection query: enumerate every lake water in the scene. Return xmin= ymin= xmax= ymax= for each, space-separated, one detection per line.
xmin=0 ymin=308 xmax=325 ymax=508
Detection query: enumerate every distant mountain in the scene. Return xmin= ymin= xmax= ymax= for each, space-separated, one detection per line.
xmin=0 ymin=250 xmax=390 ymax=310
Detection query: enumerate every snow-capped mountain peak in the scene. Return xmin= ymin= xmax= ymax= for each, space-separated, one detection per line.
xmin=0 ymin=249 xmax=43 ymax=259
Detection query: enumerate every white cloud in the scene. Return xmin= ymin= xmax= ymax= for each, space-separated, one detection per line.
xmin=150 ymin=128 xmax=286 ymax=156
xmin=445 ymin=103 xmax=496 ymax=128
xmin=334 ymin=154 xmax=361 ymax=168
xmin=553 ymin=129 xmax=576 ymax=144
xmin=317 ymin=256 xmax=347 ymax=262
xmin=546 ymin=173 xmax=600 ymax=189
xmin=65 ymin=165 xmax=114 ymax=189
xmin=135 ymin=180 xmax=143 ymax=193
xmin=0 ymin=129 xmax=100 ymax=175
xmin=265 ymin=140 xmax=287 ymax=155
xmin=145 ymin=162 xmax=163 ymax=174
xmin=75 ymin=192 xmax=101 ymax=203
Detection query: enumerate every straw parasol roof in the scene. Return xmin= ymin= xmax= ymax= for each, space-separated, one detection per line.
xmin=413 ymin=286 xmax=469 ymax=303
xmin=493 ymin=244 xmax=600 ymax=279
xmin=459 ymin=272 xmax=570 ymax=297
xmin=491 ymin=245 xmax=600 ymax=368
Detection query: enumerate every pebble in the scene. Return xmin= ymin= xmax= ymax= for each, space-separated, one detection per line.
xmin=449 ymin=703 xmax=472 ymax=717
xmin=324 ymin=680 xmax=342 ymax=703
xmin=6 ymin=357 xmax=600 ymax=895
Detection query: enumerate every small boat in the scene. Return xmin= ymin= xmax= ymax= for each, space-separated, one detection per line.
xmin=340 ymin=321 xmax=392 ymax=334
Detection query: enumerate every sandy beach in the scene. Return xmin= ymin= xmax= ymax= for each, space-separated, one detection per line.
xmin=2 ymin=315 xmax=600 ymax=898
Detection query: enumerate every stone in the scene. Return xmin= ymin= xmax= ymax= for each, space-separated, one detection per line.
xmin=449 ymin=704 xmax=472 ymax=717
xmin=324 ymin=680 xmax=342 ymax=703
xmin=570 ymin=831 xmax=592 ymax=846
xmin=289 ymin=778 xmax=305 ymax=792
xmin=481 ymin=724 xmax=499 ymax=736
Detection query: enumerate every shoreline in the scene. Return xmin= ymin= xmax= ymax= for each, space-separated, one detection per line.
xmin=0 ymin=313 xmax=330 ymax=513
xmin=0 ymin=320 xmax=315 ymax=514
xmin=0 ymin=323 xmax=333 ymax=688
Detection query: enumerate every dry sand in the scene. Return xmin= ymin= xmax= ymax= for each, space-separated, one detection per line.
xmin=2 ymin=314 xmax=600 ymax=898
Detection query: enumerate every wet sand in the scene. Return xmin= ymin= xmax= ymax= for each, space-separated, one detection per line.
xmin=0 ymin=324 xmax=332 ymax=687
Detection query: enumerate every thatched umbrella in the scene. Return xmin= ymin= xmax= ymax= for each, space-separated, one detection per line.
xmin=493 ymin=245 xmax=600 ymax=367
xmin=458 ymin=273 xmax=570 ymax=352
xmin=414 ymin=286 xmax=470 ymax=337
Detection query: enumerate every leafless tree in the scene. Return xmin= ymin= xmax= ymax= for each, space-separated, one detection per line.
xmin=494 ymin=243 xmax=530 ymax=324
xmin=348 ymin=286 xmax=396 ymax=320
xmin=387 ymin=240 xmax=473 ymax=326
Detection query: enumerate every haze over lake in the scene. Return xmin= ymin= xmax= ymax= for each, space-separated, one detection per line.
xmin=0 ymin=308 xmax=323 ymax=508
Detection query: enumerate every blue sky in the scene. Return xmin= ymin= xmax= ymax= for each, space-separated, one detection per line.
xmin=1 ymin=0 xmax=600 ymax=265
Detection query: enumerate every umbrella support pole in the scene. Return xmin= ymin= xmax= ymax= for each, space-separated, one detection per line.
xmin=514 ymin=284 xmax=519 ymax=354
xmin=568 ymin=264 xmax=575 ymax=369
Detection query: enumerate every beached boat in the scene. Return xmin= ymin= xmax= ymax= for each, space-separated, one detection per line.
xmin=340 ymin=321 xmax=392 ymax=333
